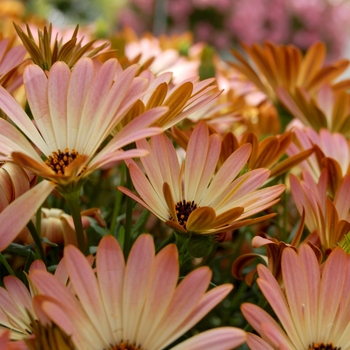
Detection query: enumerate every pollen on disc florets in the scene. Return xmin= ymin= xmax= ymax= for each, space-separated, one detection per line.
xmin=45 ymin=148 xmax=80 ymax=175
xmin=170 ymin=199 xmax=198 ymax=230
xmin=111 ymin=341 xmax=142 ymax=350
xmin=308 ymin=342 xmax=341 ymax=350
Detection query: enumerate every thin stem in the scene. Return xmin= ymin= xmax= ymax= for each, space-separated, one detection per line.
xmin=123 ymin=168 xmax=133 ymax=259
xmin=109 ymin=164 xmax=125 ymax=236
xmin=0 ymin=253 xmax=16 ymax=276
xmin=27 ymin=220 xmax=46 ymax=264
xmin=62 ymin=189 xmax=86 ymax=254
xmin=36 ymin=206 xmax=42 ymax=241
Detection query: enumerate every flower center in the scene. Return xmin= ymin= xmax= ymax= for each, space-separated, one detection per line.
xmin=111 ymin=341 xmax=142 ymax=350
xmin=308 ymin=343 xmax=341 ymax=350
xmin=45 ymin=148 xmax=80 ymax=175
xmin=172 ymin=199 xmax=198 ymax=229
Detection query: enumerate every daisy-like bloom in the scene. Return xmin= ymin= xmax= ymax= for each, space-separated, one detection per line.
xmin=119 ymin=121 xmax=285 ymax=235
xmin=242 ymin=244 xmax=350 ymax=350
xmin=229 ymin=41 xmax=349 ymax=104
xmin=278 ymin=83 xmax=350 ymax=137
xmin=217 ymin=130 xmax=314 ymax=180
xmin=0 ymin=258 xmax=79 ymax=348
xmin=290 ymin=169 xmax=350 ymax=254
xmin=112 ymin=69 xmax=220 ymax=132
xmin=287 ymin=126 xmax=350 ymax=195
xmin=0 ymin=57 xmax=165 ymax=251
xmin=29 ymin=234 xmax=246 ymax=350
xmin=14 ymin=23 xmax=109 ymax=71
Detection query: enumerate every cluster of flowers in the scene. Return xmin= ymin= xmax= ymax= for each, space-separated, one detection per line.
xmin=118 ymin=0 xmax=350 ymax=59
xmin=0 ymin=4 xmax=350 ymax=350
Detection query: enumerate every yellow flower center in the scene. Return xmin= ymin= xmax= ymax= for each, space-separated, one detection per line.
xmin=172 ymin=199 xmax=198 ymax=229
xmin=45 ymin=148 xmax=80 ymax=175
xmin=111 ymin=342 xmax=142 ymax=350
xmin=308 ymin=343 xmax=341 ymax=350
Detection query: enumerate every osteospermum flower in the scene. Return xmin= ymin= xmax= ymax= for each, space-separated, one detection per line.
xmin=0 ymin=57 xmax=165 ymax=251
xmin=0 ymin=57 xmax=164 ymax=189
xmin=29 ymin=234 xmax=246 ymax=350
xmin=119 ymin=121 xmax=285 ymax=235
xmin=242 ymin=244 xmax=350 ymax=350
xmin=0 ymin=258 xmax=79 ymax=348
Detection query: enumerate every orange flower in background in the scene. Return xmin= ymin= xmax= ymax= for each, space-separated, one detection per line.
xmin=30 ymin=234 xmax=247 ymax=350
xmin=119 ymin=121 xmax=285 ymax=235
xmin=229 ymin=41 xmax=349 ymax=104
xmin=114 ymin=69 xmax=220 ymax=133
xmin=242 ymin=244 xmax=350 ymax=349
xmin=278 ymin=83 xmax=350 ymax=136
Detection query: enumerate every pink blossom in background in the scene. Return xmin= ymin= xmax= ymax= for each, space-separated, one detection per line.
xmin=117 ymin=0 xmax=350 ymax=60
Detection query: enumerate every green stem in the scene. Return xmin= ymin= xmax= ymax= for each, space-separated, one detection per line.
xmin=109 ymin=164 xmax=125 ymax=236
xmin=0 ymin=253 xmax=16 ymax=276
xmin=27 ymin=220 xmax=46 ymax=264
xmin=62 ymin=189 xmax=86 ymax=254
xmin=123 ymin=168 xmax=133 ymax=259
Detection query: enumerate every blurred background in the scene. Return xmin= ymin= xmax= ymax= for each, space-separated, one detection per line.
xmin=6 ymin=0 xmax=350 ymax=62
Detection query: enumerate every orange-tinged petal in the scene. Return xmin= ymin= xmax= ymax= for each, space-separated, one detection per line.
xmin=48 ymin=61 xmax=71 ymax=150
xmin=96 ymin=235 xmax=125 ymax=343
xmin=123 ymin=234 xmax=155 ymax=341
xmin=137 ymin=244 xmax=179 ymax=346
xmin=64 ymin=244 xmax=113 ymax=343
xmin=0 ymin=180 xmax=55 ymax=251
xmin=67 ymin=57 xmax=95 ymax=150
xmin=186 ymin=207 xmax=216 ymax=233
xmin=0 ymin=85 xmax=50 ymax=155
xmin=171 ymin=327 xmax=246 ymax=350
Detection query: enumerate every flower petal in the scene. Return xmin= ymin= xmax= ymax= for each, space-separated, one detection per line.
xmin=0 ymin=180 xmax=55 ymax=251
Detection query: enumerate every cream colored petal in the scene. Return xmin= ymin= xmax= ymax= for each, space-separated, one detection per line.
xmin=47 ymin=61 xmax=71 ymax=151
xmin=163 ymin=284 xmax=233 ymax=348
xmin=281 ymin=248 xmax=311 ymax=346
xmin=0 ymin=85 xmax=50 ymax=155
xmin=67 ymin=57 xmax=95 ymax=151
xmin=96 ymin=236 xmax=125 ymax=343
xmin=257 ymin=265 xmax=303 ymax=348
xmin=24 ymin=64 xmax=55 ymax=152
xmin=76 ymin=59 xmax=118 ymax=153
xmin=0 ymin=119 xmax=44 ymax=163
xmin=152 ymin=267 xmax=212 ymax=349
xmin=122 ymin=234 xmax=155 ymax=342
xmin=137 ymin=244 xmax=179 ymax=347
xmin=202 ymin=144 xmax=252 ymax=205
xmin=184 ymin=121 xmax=209 ymax=202
xmin=64 ymin=244 xmax=113 ymax=344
